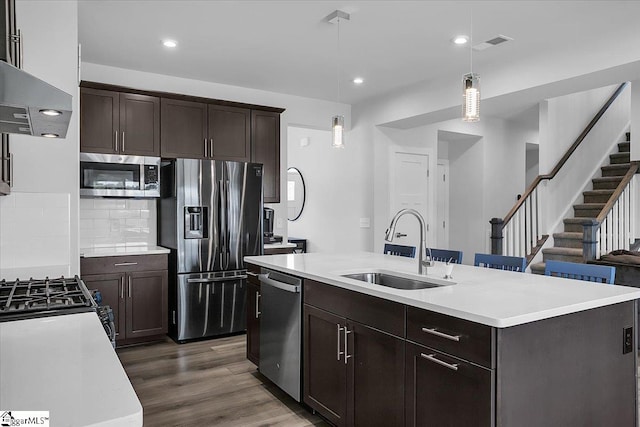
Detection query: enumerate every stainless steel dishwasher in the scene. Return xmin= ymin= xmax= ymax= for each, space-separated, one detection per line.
xmin=259 ymin=268 xmax=302 ymax=401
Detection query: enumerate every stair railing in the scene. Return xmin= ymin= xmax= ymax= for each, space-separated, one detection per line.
xmin=490 ymin=82 xmax=629 ymax=262
xmin=583 ymin=162 xmax=638 ymax=260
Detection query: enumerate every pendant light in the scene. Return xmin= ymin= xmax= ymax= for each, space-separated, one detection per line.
xmin=462 ymin=10 xmax=480 ymax=122
xmin=328 ymin=10 xmax=349 ymax=148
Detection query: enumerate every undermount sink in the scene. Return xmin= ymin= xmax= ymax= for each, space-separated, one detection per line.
xmin=341 ymin=272 xmax=453 ymax=290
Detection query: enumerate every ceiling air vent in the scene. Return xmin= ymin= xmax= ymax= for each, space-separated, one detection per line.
xmin=473 ymin=34 xmax=513 ymax=51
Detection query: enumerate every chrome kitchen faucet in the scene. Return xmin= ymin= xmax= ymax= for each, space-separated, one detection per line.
xmin=385 ymin=209 xmax=434 ymax=275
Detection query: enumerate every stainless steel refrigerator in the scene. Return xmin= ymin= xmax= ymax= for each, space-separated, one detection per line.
xmin=159 ymin=159 xmax=263 ymax=342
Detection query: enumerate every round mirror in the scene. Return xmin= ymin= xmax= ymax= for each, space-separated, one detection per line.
xmin=287 ymin=167 xmax=306 ymax=221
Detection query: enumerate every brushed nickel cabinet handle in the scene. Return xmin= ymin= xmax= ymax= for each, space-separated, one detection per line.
xmin=122 ymin=131 xmax=125 ymax=152
xmin=344 ymin=328 xmax=352 ymax=364
xmin=255 ymin=291 xmax=261 ymax=318
xmin=7 ymin=152 xmax=13 ymax=188
xmin=421 ymin=327 xmax=461 ymax=342
xmin=114 ymin=262 xmax=138 ymax=267
xmin=120 ymin=276 xmax=124 ymax=299
xmin=128 ymin=276 xmax=132 ymax=298
xmin=210 ymin=138 xmax=214 ymax=158
xmin=204 ymin=138 xmax=208 ymax=158
xmin=337 ymin=324 xmax=345 ymax=361
xmin=114 ymin=131 xmax=118 ymax=152
xmin=420 ymin=353 xmax=459 ymax=371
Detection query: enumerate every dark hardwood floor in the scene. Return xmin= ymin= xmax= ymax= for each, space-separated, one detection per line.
xmin=117 ymin=334 xmax=327 ymax=427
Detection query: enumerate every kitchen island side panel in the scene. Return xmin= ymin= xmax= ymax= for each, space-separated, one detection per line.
xmin=496 ymin=301 xmax=637 ymax=427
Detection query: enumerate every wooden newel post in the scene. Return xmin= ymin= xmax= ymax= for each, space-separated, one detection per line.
xmin=582 ymin=219 xmax=600 ymax=261
xmin=490 ymin=218 xmax=504 ymax=255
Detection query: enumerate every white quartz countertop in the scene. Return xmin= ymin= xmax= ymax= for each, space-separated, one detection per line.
xmin=80 ymin=246 xmax=170 ymax=258
xmin=244 ymin=252 xmax=640 ymax=328
xmin=0 ymin=312 xmax=142 ymax=426
xmin=264 ymin=242 xmax=297 ymax=250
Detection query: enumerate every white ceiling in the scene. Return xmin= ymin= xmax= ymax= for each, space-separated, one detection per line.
xmin=78 ymin=1 xmax=640 ymax=106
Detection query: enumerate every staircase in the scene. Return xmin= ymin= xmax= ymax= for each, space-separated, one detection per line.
xmin=530 ymin=132 xmax=631 ymax=274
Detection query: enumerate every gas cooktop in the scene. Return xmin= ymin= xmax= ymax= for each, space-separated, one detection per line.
xmin=0 ymin=275 xmax=97 ymax=322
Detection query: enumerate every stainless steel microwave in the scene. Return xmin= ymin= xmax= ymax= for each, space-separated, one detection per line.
xmin=80 ymin=153 xmax=160 ymax=198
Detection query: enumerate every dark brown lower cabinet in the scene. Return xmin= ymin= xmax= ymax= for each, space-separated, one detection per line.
xmin=81 ymin=254 xmax=168 ymax=346
xmin=126 ymin=270 xmax=168 ymax=339
xmin=303 ymin=303 xmax=405 ymax=427
xmin=81 ymin=272 xmax=126 ymax=340
xmin=246 ymin=280 xmax=261 ymax=365
xmin=347 ymin=321 xmax=405 ymax=427
xmin=304 ymin=304 xmax=347 ymax=426
xmin=405 ymin=343 xmax=493 ymax=427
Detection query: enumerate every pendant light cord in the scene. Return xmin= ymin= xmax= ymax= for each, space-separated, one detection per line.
xmin=469 ymin=8 xmax=473 ymax=74
xmin=337 ymin=17 xmax=341 ymax=104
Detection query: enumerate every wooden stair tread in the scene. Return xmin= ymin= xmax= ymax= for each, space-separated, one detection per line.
xmin=563 ymin=217 xmax=596 ymax=224
xmin=573 ymin=203 xmax=605 ymax=209
xmin=553 ymin=232 xmax=582 ymax=239
xmin=583 ymin=189 xmax=614 ymax=195
xmin=592 ymin=176 xmax=623 ymax=182
xmin=542 ymin=247 xmax=583 ymax=255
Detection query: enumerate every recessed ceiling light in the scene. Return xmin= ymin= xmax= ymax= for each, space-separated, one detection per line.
xmin=41 ymin=133 xmax=59 ymax=138
xmin=353 ymin=77 xmax=364 ymax=85
xmin=452 ymin=35 xmax=469 ymax=45
xmin=162 ymin=39 xmax=178 ymax=48
xmin=39 ymin=109 xmax=62 ymax=116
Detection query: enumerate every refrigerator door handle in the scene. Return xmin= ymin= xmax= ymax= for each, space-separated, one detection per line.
xmin=187 ymin=276 xmax=247 ymax=283
xmin=219 ymin=179 xmax=228 ymax=267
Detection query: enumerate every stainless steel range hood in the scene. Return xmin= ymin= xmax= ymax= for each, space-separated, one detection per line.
xmin=0 ymin=60 xmax=72 ymax=138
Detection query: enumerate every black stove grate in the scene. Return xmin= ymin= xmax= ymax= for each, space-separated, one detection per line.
xmin=0 ymin=275 xmax=95 ymax=317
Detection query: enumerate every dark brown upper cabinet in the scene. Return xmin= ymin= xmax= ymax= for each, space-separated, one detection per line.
xmin=160 ymin=98 xmax=208 ymax=159
xmin=251 ymin=110 xmax=280 ymax=203
xmin=209 ymin=105 xmax=251 ymax=162
xmin=161 ymin=102 xmax=250 ymax=162
xmin=80 ymin=87 xmax=160 ymax=156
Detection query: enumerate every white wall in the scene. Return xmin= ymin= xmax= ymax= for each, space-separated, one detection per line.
xmin=444 ymin=134 xmax=484 ymax=265
xmin=537 ymin=84 xmax=630 ymax=235
xmin=80 ymin=63 xmax=351 ymax=243
xmin=0 ymin=0 xmax=79 ymax=278
xmin=362 ymin=112 xmax=529 ymax=264
xmin=631 ymin=80 xmax=640 ymax=161
xmin=287 ymin=127 xmax=370 ymax=253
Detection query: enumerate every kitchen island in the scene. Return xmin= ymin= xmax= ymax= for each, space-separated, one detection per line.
xmin=245 ymin=252 xmax=640 ymax=427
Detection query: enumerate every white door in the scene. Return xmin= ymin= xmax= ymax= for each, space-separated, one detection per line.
xmin=389 ymin=151 xmax=431 ymax=252
xmin=436 ymin=161 xmax=450 ymax=249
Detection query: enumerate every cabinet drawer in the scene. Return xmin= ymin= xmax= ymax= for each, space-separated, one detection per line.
xmin=407 ymin=306 xmax=494 ymax=368
xmin=304 ymin=279 xmax=405 ymax=338
xmin=81 ymin=254 xmax=168 ymax=275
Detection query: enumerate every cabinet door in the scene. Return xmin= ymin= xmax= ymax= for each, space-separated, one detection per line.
xmin=251 ymin=110 xmax=280 ymax=203
xmin=125 ymin=270 xmax=168 ymax=339
xmin=160 ymin=98 xmax=208 ymax=159
xmin=246 ymin=281 xmax=261 ymax=365
xmin=82 ymin=273 xmax=127 ymax=341
xmin=405 ymin=342 xmax=493 ymax=427
xmin=347 ymin=321 xmax=405 ymax=427
xmin=80 ymin=88 xmax=119 ymax=154
xmin=208 ymin=105 xmax=251 ymax=162
xmin=119 ymin=93 xmax=160 ymax=156
xmin=303 ymin=304 xmax=347 ymax=427
xmin=0 ymin=134 xmax=10 ymax=195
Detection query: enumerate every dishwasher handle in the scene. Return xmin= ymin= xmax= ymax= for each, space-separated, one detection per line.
xmin=259 ymin=274 xmax=301 ymax=293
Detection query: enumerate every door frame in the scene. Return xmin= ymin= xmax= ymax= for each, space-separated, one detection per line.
xmin=388 ymin=146 xmax=435 ymax=248
xmin=436 ymin=159 xmax=450 ymax=249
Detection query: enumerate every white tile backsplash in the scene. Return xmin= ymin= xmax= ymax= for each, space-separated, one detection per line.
xmin=0 ymin=192 xmax=71 ymax=279
xmin=79 ymin=198 xmax=157 ymax=249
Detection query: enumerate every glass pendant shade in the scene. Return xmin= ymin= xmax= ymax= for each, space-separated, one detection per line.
xmin=462 ymin=73 xmax=480 ymax=122
xmin=331 ymin=115 xmax=345 ymax=148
